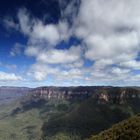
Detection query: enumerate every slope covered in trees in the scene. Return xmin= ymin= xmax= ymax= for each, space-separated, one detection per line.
xmin=87 ymin=114 xmax=140 ymax=140
xmin=41 ymin=96 xmax=140 ymax=139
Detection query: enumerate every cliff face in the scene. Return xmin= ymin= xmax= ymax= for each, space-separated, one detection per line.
xmin=94 ymin=88 xmax=140 ymax=104
xmin=0 ymin=86 xmax=140 ymax=105
xmin=31 ymin=87 xmax=91 ymax=100
xmin=30 ymin=86 xmax=140 ymax=104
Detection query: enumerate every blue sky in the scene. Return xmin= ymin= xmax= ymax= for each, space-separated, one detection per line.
xmin=1 ymin=0 xmax=140 ymax=87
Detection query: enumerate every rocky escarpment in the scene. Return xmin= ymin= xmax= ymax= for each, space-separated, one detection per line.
xmin=93 ymin=87 xmax=140 ymax=104
xmin=29 ymin=86 xmax=140 ymax=105
xmin=30 ymin=86 xmax=108 ymax=100
xmin=0 ymin=86 xmax=140 ymax=105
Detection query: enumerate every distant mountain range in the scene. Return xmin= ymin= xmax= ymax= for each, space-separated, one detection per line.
xmin=0 ymin=86 xmax=30 ymax=104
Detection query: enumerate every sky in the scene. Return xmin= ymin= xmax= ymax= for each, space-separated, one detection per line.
xmin=1 ymin=0 xmax=140 ymax=87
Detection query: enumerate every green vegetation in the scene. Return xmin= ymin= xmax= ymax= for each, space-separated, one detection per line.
xmin=44 ymin=133 xmax=81 ymax=140
xmin=87 ymin=114 xmax=140 ymax=140
xmin=41 ymin=98 xmax=132 ymax=139
xmin=0 ymin=96 xmax=82 ymax=140
xmin=0 ymin=91 xmax=140 ymax=140
xmin=0 ymin=101 xmax=42 ymax=140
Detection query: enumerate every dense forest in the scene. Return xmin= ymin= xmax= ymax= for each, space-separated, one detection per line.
xmin=87 ymin=114 xmax=140 ymax=140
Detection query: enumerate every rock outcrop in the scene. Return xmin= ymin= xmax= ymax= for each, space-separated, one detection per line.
xmin=1 ymin=86 xmax=140 ymax=105
xmin=29 ymin=86 xmax=140 ymax=105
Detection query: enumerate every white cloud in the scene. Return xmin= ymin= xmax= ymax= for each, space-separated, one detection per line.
xmin=0 ymin=71 xmax=22 ymax=81
xmin=28 ymin=63 xmax=59 ymax=81
xmin=28 ymin=62 xmax=85 ymax=81
xmin=4 ymin=0 xmax=140 ymax=86
xmin=57 ymin=21 xmax=71 ymax=41
xmin=75 ymin=0 xmax=140 ymax=37
xmin=17 ymin=8 xmax=33 ymax=35
xmin=93 ymin=59 xmax=113 ymax=70
xmin=17 ymin=9 xmax=79 ymax=64
xmin=73 ymin=0 xmax=140 ymax=85
xmin=3 ymin=17 xmax=19 ymax=30
xmin=119 ymin=60 xmax=140 ymax=70
xmin=74 ymin=0 xmax=140 ymax=65
xmin=62 ymin=59 xmax=84 ymax=69
xmin=10 ymin=43 xmax=24 ymax=56
xmin=24 ymin=0 xmax=140 ymax=85
xmin=17 ymin=9 xmax=71 ymax=46
xmin=31 ymin=22 xmax=60 ymax=45
xmin=59 ymin=0 xmax=81 ymax=22
xmin=25 ymin=45 xmax=82 ymax=64
xmin=57 ymin=68 xmax=84 ymax=80
xmin=85 ymin=32 xmax=139 ymax=62
xmin=111 ymin=67 xmax=130 ymax=75
xmin=25 ymin=46 xmax=40 ymax=57
xmin=37 ymin=45 xmax=82 ymax=64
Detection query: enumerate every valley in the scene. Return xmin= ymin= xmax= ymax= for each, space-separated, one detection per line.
xmin=0 ymin=86 xmax=140 ymax=139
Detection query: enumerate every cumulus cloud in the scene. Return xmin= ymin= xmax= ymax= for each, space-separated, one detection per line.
xmin=75 ymin=0 xmax=140 ymax=63
xmin=36 ymin=45 xmax=82 ymax=64
xmin=25 ymin=45 xmax=82 ymax=64
xmin=14 ymin=8 xmax=84 ymax=82
xmin=28 ymin=63 xmax=59 ymax=81
xmin=17 ymin=8 xmax=71 ymax=45
xmin=28 ymin=63 xmax=85 ymax=81
xmin=119 ymin=60 xmax=140 ymax=70
xmin=0 ymin=71 xmax=22 ymax=81
xmin=4 ymin=0 xmax=140 ymax=86
xmin=17 ymin=8 xmax=33 ymax=35
xmin=75 ymin=0 xmax=140 ymax=36
xmin=25 ymin=46 xmax=39 ymax=57
xmin=62 ymin=59 xmax=84 ymax=69
xmin=73 ymin=0 xmax=140 ymax=85
xmin=85 ymin=32 xmax=139 ymax=61
xmin=31 ymin=23 xmax=60 ymax=45
xmin=59 ymin=0 xmax=81 ymax=23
